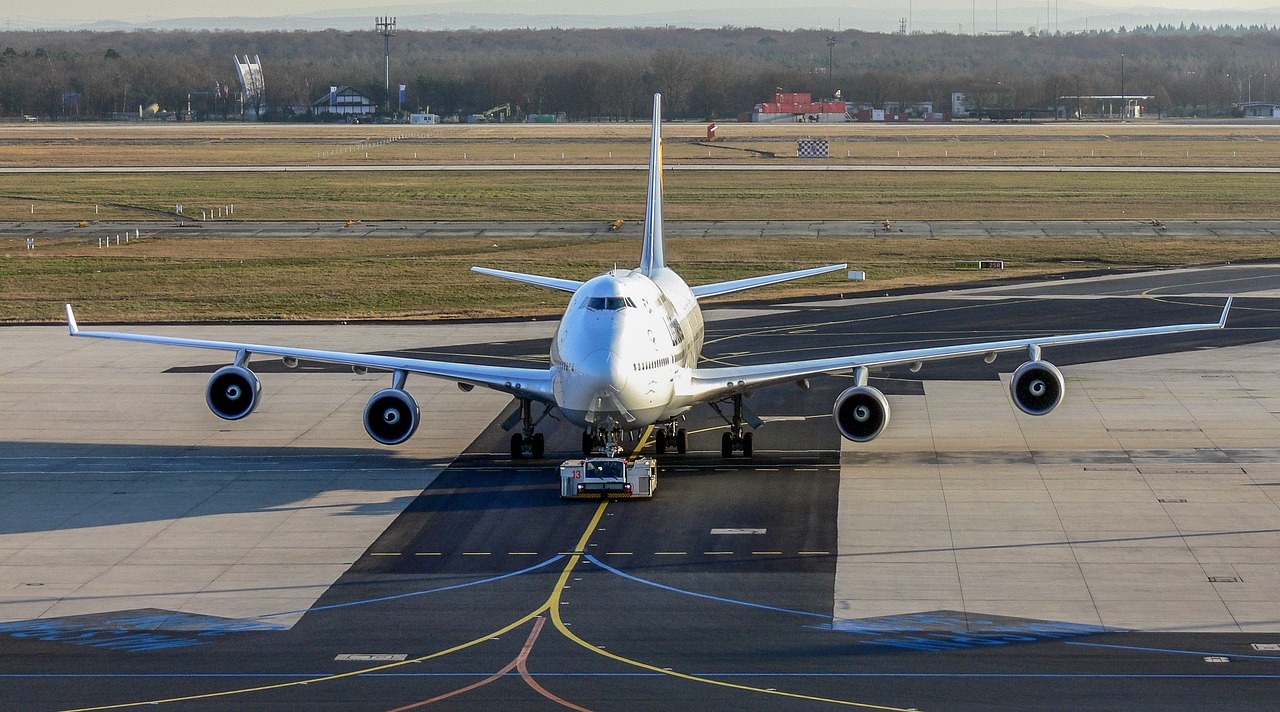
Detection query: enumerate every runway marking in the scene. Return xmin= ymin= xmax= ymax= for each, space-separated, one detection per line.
xmin=704 ymin=551 xmax=734 ymax=555
xmin=414 ymin=552 xmax=441 ymax=556
xmin=753 ymin=551 xmax=784 ymax=555
xmin=553 ymin=542 xmax=913 ymax=709
xmin=371 ymin=553 xmax=401 ymax=557
xmin=462 ymin=552 xmax=491 ymax=556
xmin=654 ymin=551 xmax=687 ymax=556
xmin=1066 ymin=641 xmax=1280 ymax=662
xmin=584 ymin=555 xmax=829 ymax=621
xmin=55 ymin=491 xmax=911 ymax=711
xmin=384 ymin=616 xmax=592 ymax=712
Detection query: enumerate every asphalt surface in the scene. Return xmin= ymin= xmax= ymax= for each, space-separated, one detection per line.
xmin=4 ymin=268 xmax=1280 ymax=711
xmin=9 ymin=218 xmax=1280 ymax=241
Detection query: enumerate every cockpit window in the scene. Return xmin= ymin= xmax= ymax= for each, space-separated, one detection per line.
xmin=586 ymin=296 xmax=634 ymax=311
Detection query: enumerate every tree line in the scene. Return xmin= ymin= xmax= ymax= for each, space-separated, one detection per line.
xmin=1 ymin=26 xmax=1278 ymax=121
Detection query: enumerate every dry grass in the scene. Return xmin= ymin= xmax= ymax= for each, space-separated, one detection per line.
xmin=3 ymin=121 xmax=1280 ymax=167
xmin=5 ymin=170 xmax=1280 ymax=222
xmin=2 ymin=122 xmax=1276 ymax=322
xmin=2 ymin=235 xmax=1271 ymax=323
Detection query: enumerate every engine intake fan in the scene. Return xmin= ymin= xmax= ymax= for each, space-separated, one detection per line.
xmin=1010 ymin=360 xmax=1064 ymax=416
xmin=833 ymin=385 xmax=890 ymax=442
xmin=364 ymin=388 xmax=420 ymax=445
xmin=206 ymin=365 xmax=260 ymax=420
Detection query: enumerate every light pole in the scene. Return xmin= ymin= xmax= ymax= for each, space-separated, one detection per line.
xmin=826 ymin=36 xmax=836 ymax=100
xmin=376 ymin=16 xmax=396 ymax=113
xmin=1119 ymin=53 xmax=1125 ymax=120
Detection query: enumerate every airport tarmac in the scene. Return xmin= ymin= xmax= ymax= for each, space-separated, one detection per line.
xmin=7 ymin=218 xmax=1280 ymax=242
xmin=3 ymin=265 xmax=1280 ymax=710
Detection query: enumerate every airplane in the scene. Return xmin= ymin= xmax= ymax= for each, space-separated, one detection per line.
xmin=67 ymin=93 xmax=1232 ymax=461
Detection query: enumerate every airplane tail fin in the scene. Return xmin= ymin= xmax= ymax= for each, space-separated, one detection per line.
xmin=638 ymin=93 xmax=665 ymax=277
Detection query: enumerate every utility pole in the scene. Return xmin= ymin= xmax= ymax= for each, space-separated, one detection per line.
xmin=1119 ymin=52 xmax=1126 ymax=120
xmin=376 ymin=16 xmax=396 ymax=113
xmin=826 ymin=36 xmax=836 ymax=100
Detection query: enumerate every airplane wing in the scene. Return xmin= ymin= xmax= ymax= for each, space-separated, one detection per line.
xmin=66 ymin=305 xmax=555 ymax=402
xmin=471 ymin=267 xmax=583 ymax=293
xmin=683 ymin=298 xmax=1231 ymax=403
xmin=690 ymin=263 xmax=849 ymax=299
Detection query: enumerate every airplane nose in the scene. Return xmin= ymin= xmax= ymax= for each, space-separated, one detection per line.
xmin=581 ymin=349 xmax=629 ymax=392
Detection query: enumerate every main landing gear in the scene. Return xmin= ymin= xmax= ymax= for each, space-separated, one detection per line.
xmin=654 ymin=421 xmax=688 ymax=455
xmin=507 ymin=398 xmax=547 ymax=459
xmin=711 ymin=393 xmax=759 ymax=458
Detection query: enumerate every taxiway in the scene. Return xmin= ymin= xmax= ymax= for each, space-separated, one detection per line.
xmin=2 ymin=265 xmax=1280 ymax=710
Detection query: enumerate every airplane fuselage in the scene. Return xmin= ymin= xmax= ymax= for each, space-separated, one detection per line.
xmin=550 ymin=267 xmax=705 ymax=431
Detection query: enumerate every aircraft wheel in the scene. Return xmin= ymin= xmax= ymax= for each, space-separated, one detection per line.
xmin=655 ymin=428 xmax=667 ymax=455
xmin=581 ymin=430 xmax=594 ymax=456
xmin=721 ymin=432 xmax=734 ymax=458
xmin=510 ymin=433 xmax=525 ymax=459
xmin=676 ymin=428 xmax=688 ymax=454
xmin=531 ymin=433 xmax=545 ymax=459
xmin=742 ymin=431 xmax=753 ymax=457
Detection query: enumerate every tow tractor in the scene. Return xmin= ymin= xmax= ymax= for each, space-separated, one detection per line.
xmin=560 ymin=456 xmax=657 ymax=499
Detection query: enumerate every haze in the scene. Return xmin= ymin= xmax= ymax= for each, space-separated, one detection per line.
xmin=5 ymin=0 xmax=1279 ymax=33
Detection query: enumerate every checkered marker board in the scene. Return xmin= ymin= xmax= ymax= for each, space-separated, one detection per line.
xmin=797 ymin=138 xmax=829 ymax=158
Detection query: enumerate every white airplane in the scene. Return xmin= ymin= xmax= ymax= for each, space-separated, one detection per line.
xmin=67 ymin=94 xmax=1231 ymax=460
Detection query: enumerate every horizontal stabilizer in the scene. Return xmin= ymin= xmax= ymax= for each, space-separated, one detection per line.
xmin=691 ymin=263 xmax=849 ymax=299
xmin=471 ymin=267 xmax=583 ymax=293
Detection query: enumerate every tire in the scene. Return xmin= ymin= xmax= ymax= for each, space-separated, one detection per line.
xmin=721 ymin=432 xmax=734 ymax=457
xmin=742 ymin=431 xmax=753 ymax=457
xmin=581 ymin=430 xmax=594 ymax=456
xmin=655 ymin=428 xmax=667 ymax=455
xmin=531 ymin=433 xmax=545 ymax=459
xmin=510 ymin=433 xmax=524 ymax=459
xmin=676 ymin=428 xmax=688 ymax=454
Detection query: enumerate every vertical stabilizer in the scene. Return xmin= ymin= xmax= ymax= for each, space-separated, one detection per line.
xmin=639 ymin=93 xmax=665 ymax=277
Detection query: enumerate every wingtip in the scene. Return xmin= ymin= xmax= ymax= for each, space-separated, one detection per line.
xmin=1220 ymin=296 xmax=1233 ymax=328
xmin=65 ymin=303 xmax=79 ymax=335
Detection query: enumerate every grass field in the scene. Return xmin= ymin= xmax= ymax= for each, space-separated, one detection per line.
xmin=4 ymin=121 xmax=1280 ymax=167
xmin=3 ymin=235 xmax=1273 ymax=323
xmin=2 ymin=120 xmax=1278 ymax=322
xmin=5 ymin=171 xmax=1280 ymax=222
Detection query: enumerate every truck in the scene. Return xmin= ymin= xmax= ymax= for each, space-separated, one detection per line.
xmin=560 ymin=457 xmax=657 ymax=499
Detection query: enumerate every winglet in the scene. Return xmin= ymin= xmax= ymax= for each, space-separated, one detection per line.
xmin=65 ymin=303 xmax=79 ymax=335
xmin=1219 ymin=296 xmax=1233 ymax=328
xmin=638 ymin=92 xmax=665 ymax=277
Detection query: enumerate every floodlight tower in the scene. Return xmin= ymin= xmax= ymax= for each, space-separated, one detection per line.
xmin=376 ymin=16 xmax=397 ymax=112
xmin=825 ymin=36 xmax=836 ymax=100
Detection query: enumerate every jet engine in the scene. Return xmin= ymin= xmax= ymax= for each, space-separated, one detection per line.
xmin=206 ymin=365 xmax=261 ymax=420
xmin=364 ymin=388 xmax=420 ymax=445
xmin=833 ymin=385 xmax=890 ymax=442
xmin=1009 ymin=360 xmax=1065 ymax=416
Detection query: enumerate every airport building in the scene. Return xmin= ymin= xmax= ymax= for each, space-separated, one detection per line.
xmin=311 ymin=86 xmax=377 ymax=118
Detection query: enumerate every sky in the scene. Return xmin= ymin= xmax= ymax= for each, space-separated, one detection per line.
xmin=4 ymin=0 xmax=1279 ymax=31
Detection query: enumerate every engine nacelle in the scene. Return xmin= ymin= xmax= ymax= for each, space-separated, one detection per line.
xmin=206 ymin=365 xmax=261 ymax=420
xmin=364 ymin=388 xmax=420 ymax=445
xmin=1010 ymin=360 xmax=1065 ymax=416
xmin=833 ymin=385 xmax=890 ymax=443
